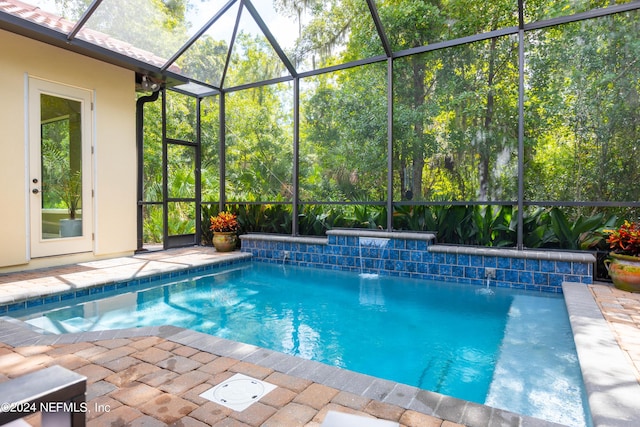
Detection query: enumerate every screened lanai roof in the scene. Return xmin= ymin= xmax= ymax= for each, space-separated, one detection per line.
xmin=1 ymin=0 xmax=637 ymax=96
xmin=2 ymin=0 xmax=386 ymax=95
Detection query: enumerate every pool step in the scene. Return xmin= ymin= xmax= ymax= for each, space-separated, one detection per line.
xmin=486 ymin=295 xmax=587 ymax=426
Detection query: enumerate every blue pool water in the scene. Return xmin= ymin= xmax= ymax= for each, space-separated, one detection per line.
xmin=16 ymin=262 xmax=589 ymax=426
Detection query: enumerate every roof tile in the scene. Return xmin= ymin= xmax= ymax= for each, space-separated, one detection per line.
xmin=1 ymin=0 xmax=180 ymax=72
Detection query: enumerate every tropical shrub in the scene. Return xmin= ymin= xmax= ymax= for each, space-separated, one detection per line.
xmin=197 ymin=202 xmax=618 ymax=256
xmin=210 ymin=211 xmax=239 ymax=232
xmin=606 ymin=221 xmax=640 ymax=257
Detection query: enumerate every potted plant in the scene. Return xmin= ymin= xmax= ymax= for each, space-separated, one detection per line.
xmin=41 ymin=140 xmax=83 ymax=237
xmin=210 ymin=211 xmax=239 ymax=252
xmin=604 ymin=221 xmax=640 ymax=292
xmin=57 ymin=170 xmax=82 ymax=237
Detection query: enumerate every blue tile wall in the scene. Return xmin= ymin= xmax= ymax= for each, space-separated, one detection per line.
xmin=241 ymin=236 xmax=594 ymax=293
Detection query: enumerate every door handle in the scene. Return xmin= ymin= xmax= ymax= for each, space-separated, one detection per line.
xmin=32 ymin=188 xmax=40 ymax=194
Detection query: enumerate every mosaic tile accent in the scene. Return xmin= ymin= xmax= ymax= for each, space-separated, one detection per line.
xmin=240 ymin=232 xmax=595 ymax=293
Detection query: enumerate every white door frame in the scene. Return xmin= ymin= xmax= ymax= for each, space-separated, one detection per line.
xmin=28 ymin=77 xmax=94 ymax=258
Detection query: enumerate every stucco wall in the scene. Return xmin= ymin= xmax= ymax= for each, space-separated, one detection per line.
xmin=0 ymin=29 xmax=136 ymax=268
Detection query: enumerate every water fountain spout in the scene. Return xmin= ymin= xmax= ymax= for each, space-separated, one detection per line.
xmin=358 ymin=237 xmax=389 ymax=279
xmin=477 ymin=268 xmax=495 ymax=295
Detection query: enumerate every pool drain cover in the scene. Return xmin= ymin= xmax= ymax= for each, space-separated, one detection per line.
xmin=199 ymin=373 xmax=276 ymax=412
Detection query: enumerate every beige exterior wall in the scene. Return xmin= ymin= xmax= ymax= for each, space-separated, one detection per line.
xmin=0 ymin=29 xmax=137 ymax=269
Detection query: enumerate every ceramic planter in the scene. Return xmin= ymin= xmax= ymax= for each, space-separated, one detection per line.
xmin=59 ymin=219 xmax=82 ymax=237
xmin=212 ymin=231 xmax=237 ymax=252
xmin=605 ymin=253 xmax=640 ymax=292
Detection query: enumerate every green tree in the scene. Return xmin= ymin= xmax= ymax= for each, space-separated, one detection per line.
xmin=179 ymin=36 xmax=229 ymax=87
xmin=290 ymin=0 xmax=520 ymax=202
xmin=525 ymin=11 xmax=640 ymax=206
xmin=300 ymin=64 xmax=387 ymax=202
xmin=225 ymin=34 xmax=293 ymax=202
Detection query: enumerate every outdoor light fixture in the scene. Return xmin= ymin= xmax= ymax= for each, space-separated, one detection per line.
xmin=140 ymin=75 xmax=160 ymax=92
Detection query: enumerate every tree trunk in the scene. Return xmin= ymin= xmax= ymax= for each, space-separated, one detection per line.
xmin=411 ymin=56 xmax=426 ymax=200
xmin=479 ymin=36 xmax=497 ymax=201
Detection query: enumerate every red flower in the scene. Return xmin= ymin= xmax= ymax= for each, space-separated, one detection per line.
xmin=606 ymin=221 xmax=640 ymax=257
xmin=210 ymin=211 xmax=238 ymax=233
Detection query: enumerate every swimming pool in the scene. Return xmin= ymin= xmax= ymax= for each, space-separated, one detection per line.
xmin=15 ymin=261 xmax=589 ymax=426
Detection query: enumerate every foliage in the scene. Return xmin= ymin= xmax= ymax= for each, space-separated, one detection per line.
xmin=343 ymin=205 xmax=385 ymax=229
xmin=178 ymin=36 xmax=228 ymax=87
xmin=200 ymin=204 xmax=389 ymax=238
xmin=209 ymin=211 xmax=238 ymax=233
xmin=298 ymin=205 xmax=336 ymax=236
xmin=201 ymin=202 xmax=616 ymax=250
xmin=524 ymin=13 xmax=640 ymax=204
xmin=300 ymin=64 xmax=388 ymax=202
xmin=546 ymin=208 xmax=606 ymax=250
xmin=128 ymin=0 xmax=639 ymax=250
xmin=168 ymin=202 xmax=195 ymax=236
xmin=606 ymin=221 xmax=640 ymax=257
xmin=225 ymin=81 xmax=294 ymax=202
xmin=143 ymin=205 xmax=163 ymax=244
xmin=392 ymin=205 xmax=437 ymax=232
xmin=200 ymin=204 xmax=218 ymax=245
xmin=229 ymin=204 xmax=291 ymax=235
xmin=391 ymin=204 xmax=617 ymax=249
xmin=57 ymin=171 xmax=82 ymax=219
xmin=41 ymin=133 xmax=82 ymax=219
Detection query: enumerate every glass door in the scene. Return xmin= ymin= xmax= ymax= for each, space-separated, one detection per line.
xmin=29 ymin=78 xmax=93 ymax=257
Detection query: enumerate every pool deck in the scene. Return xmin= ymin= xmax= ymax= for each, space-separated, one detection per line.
xmin=0 ymin=247 xmax=638 ymax=427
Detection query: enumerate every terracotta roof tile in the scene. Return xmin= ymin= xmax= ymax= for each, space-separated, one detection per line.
xmin=0 ymin=0 xmax=180 ymax=72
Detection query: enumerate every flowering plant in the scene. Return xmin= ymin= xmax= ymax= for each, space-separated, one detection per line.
xmin=606 ymin=221 xmax=640 ymax=257
xmin=209 ymin=211 xmax=239 ymax=233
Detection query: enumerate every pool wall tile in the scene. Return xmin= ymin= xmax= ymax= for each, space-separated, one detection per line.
xmin=573 ymin=262 xmax=589 ymax=275
xmin=241 ymin=231 xmax=595 ymax=293
xmin=511 ymin=258 xmax=525 ymax=270
xmin=525 ymin=259 xmax=540 ymax=271
xmin=497 ymin=257 xmax=511 ymax=269
xmin=0 ymin=254 xmax=253 ymax=315
xmin=470 ymin=256 xmax=483 ymax=267
xmin=484 ymin=256 xmax=497 ymax=268
xmin=26 ymin=299 xmax=43 ymax=308
xmin=8 ymin=302 xmax=26 ymax=312
xmin=451 ymin=265 xmax=464 ymax=278
xmin=457 ymin=254 xmax=470 ymax=266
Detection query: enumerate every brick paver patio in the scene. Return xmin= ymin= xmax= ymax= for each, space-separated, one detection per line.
xmin=0 ymin=333 xmax=458 ymax=427
xmin=0 ymin=247 xmax=639 ymax=426
xmin=589 ymin=283 xmax=640 ymax=383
